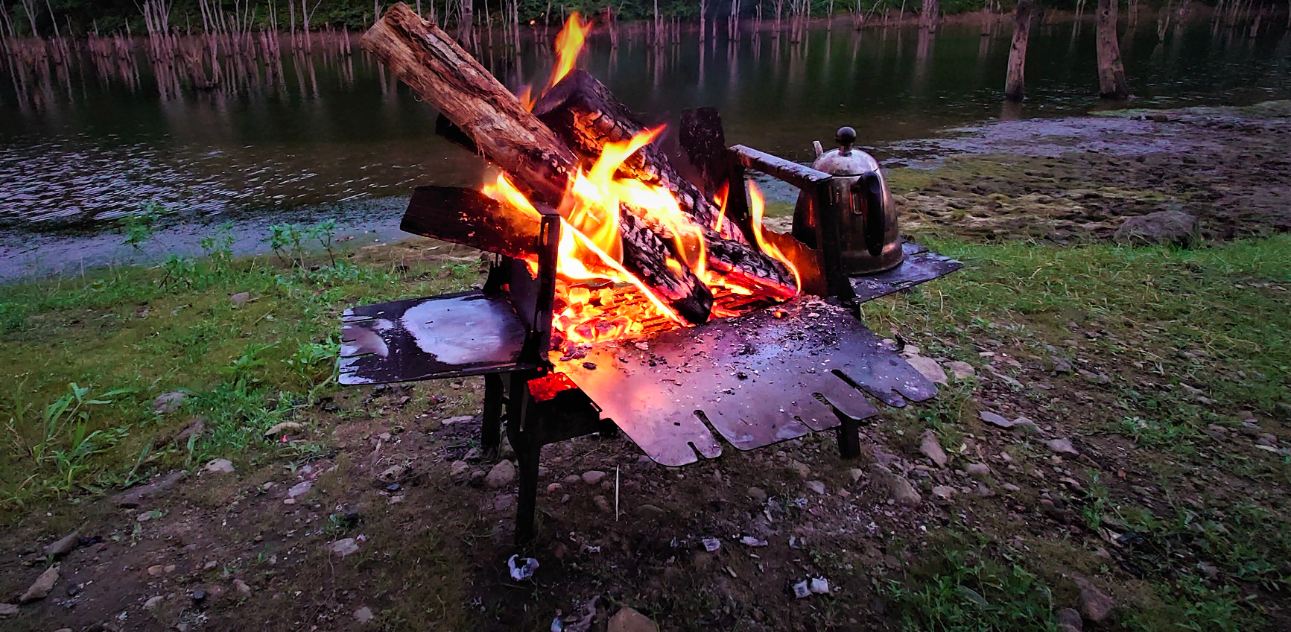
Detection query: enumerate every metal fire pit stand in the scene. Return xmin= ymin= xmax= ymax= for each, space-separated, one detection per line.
xmin=339 ymin=148 xmax=962 ymax=544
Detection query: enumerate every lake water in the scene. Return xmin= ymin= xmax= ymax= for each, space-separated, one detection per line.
xmin=2 ymin=19 xmax=1290 ymax=278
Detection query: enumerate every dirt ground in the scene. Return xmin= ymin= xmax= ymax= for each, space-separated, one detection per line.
xmin=2 ymin=103 xmax=1289 ymax=632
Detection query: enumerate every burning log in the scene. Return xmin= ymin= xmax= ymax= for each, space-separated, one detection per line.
xmin=532 ymin=69 xmax=797 ymax=299
xmin=360 ymin=3 xmax=714 ymax=324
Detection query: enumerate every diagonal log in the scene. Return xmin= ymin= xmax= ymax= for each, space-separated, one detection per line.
xmin=532 ymin=70 xmax=796 ymax=299
xmin=361 ymin=3 xmax=713 ymax=324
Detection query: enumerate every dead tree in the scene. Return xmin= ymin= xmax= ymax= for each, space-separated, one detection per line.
xmin=1096 ymin=0 xmax=1129 ymax=99
xmin=921 ymin=0 xmax=937 ymax=28
xmin=1004 ymin=0 xmax=1032 ymax=102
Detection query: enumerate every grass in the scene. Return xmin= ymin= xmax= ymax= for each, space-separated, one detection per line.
xmin=1 ymin=223 xmax=1289 ymax=629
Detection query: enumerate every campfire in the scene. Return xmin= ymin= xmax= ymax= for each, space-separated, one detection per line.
xmin=363 ymin=6 xmax=801 ymax=359
xmin=343 ymin=3 xmax=962 ymax=544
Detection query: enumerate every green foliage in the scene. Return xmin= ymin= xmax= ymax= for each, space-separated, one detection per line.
xmin=268 ymin=220 xmax=338 ymax=268
xmin=120 ymin=201 xmax=166 ymax=253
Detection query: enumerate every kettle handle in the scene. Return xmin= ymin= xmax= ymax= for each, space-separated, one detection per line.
xmin=855 ymin=173 xmax=886 ymax=258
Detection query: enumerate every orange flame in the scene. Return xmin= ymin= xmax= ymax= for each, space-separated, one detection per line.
xmin=748 ymin=181 xmax=801 ymax=295
xmin=549 ymin=13 xmax=592 ymax=90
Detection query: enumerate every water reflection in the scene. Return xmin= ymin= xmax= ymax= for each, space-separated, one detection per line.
xmin=2 ymin=20 xmax=1290 ymax=231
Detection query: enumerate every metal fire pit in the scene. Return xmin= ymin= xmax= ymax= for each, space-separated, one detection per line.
xmin=339 ymin=134 xmax=961 ymax=543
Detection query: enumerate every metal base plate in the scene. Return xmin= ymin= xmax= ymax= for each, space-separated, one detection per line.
xmin=339 ymin=290 xmax=535 ymax=385
xmin=851 ymin=242 xmax=963 ymax=303
xmin=553 ymin=297 xmax=938 ymax=466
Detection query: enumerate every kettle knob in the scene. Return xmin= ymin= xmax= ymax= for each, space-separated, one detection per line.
xmin=835 ymin=126 xmax=857 ymax=153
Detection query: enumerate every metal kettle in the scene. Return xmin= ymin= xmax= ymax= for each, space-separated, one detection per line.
xmin=792 ymin=127 xmax=904 ymax=276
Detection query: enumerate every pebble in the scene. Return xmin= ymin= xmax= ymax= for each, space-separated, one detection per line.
xmin=152 ymin=391 xmax=187 ymax=415
xmin=441 ymin=415 xmax=474 ymax=426
xmin=848 ymin=468 xmax=864 ymax=483
xmin=965 ymin=463 xmax=991 ymax=478
xmin=19 ymin=564 xmax=59 ymax=603
xmin=546 ymin=483 xmax=562 ymax=494
xmin=287 ymin=481 xmax=312 ymax=498
xmin=562 ymin=474 xmax=582 ymax=485
xmin=450 ymin=460 xmax=469 ymax=477
xmin=932 ymin=485 xmax=954 ymax=499
xmin=593 ymin=495 xmax=612 ymax=513
xmin=44 ymin=530 xmax=80 ymax=558
xmin=1047 ymin=438 xmax=1080 ymax=455
xmin=789 ymin=460 xmax=811 ymax=479
xmin=144 ymin=595 xmax=164 ymax=610
xmin=945 ymin=360 xmax=976 ymax=380
xmin=204 ymin=458 xmax=235 ymax=474
xmin=905 ymin=355 xmax=948 ymax=385
xmin=0 ymin=603 xmax=18 ymax=617
xmin=920 ymin=430 xmax=948 ymax=467
xmin=607 ymin=606 xmax=658 ymax=632
xmin=979 ymin=411 xmax=1014 ymax=428
xmin=1074 ymin=576 xmax=1115 ymax=622
xmin=329 ymin=538 xmax=359 ymax=557
xmin=229 ymin=291 xmax=250 ymax=306
xmin=233 ymin=579 xmax=252 ymax=596
xmin=354 ymin=606 xmax=374 ymax=624
xmin=805 ymin=480 xmax=826 ymax=494
xmin=1057 ymin=607 xmax=1083 ymax=632
xmin=263 ymin=421 xmax=303 ymax=437
xmin=485 ymin=461 xmax=517 ymax=488
xmin=1002 ymin=483 xmax=1021 ymax=492
xmin=582 ymin=470 xmax=607 ymax=485
xmin=747 ymin=487 xmax=768 ymax=503
xmin=871 ymin=464 xmax=921 ymax=506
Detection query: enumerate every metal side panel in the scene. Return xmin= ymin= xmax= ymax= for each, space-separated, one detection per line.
xmin=554 ymin=297 xmax=936 ymax=465
xmin=850 ymin=241 xmax=964 ymax=303
xmin=339 ymin=290 xmax=536 ymax=385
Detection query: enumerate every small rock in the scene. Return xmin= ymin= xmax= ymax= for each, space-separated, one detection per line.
xmin=979 ymin=411 xmax=1013 ymax=428
xmin=1011 ymin=416 xmax=1039 ymax=432
xmin=1057 ymin=607 xmax=1083 ymax=632
xmin=593 ymin=495 xmax=612 ymax=513
xmin=493 ymin=494 xmax=516 ymax=511
xmin=233 ymin=579 xmax=251 ymax=596
xmin=354 ymin=606 xmax=374 ymax=624
xmin=1074 ymin=576 xmax=1115 ymax=622
xmin=115 ymin=470 xmax=185 ymax=508
xmin=144 ymin=595 xmax=164 ymax=610
xmin=546 ymin=483 xmax=562 ymax=494
xmin=965 ymin=463 xmax=991 ymax=478
xmin=805 ymin=480 xmax=826 ymax=494
xmin=147 ymin=564 xmax=166 ymax=576
xmin=747 ymin=486 xmax=768 ymax=503
xmin=1047 ymin=438 xmax=1079 ymax=455
xmin=1002 ymin=483 xmax=1021 ymax=492
xmin=945 ymin=360 xmax=975 ymax=380
xmin=485 ymin=461 xmax=517 ymax=489
xmin=287 ymin=481 xmax=312 ymax=498
xmin=19 ymin=564 xmax=59 ymax=603
xmin=809 ymin=577 xmax=829 ymax=594
xmin=872 ymin=464 xmax=921 ymax=506
xmin=931 ymin=485 xmax=954 ymax=499
xmin=637 ymin=504 xmax=664 ymax=516
xmin=190 ymin=587 xmax=207 ymax=603
xmin=1113 ymin=210 xmax=1198 ymax=247
xmin=229 ymin=291 xmax=250 ymax=306
xmin=920 ymin=430 xmax=948 ymax=467
xmin=562 ymin=474 xmax=582 ymax=485
xmin=204 ymin=458 xmax=235 ymax=474
xmin=378 ymin=464 xmax=406 ymax=481
xmin=789 ymin=460 xmax=811 ymax=479
xmin=263 ymin=422 xmax=303 ymax=437
xmin=441 ymin=415 xmax=474 ymax=426
xmin=906 ymin=355 xmax=948 ymax=385
xmin=329 ymin=538 xmax=359 ymax=557
xmin=607 ymin=606 xmax=658 ymax=632
xmin=581 ymin=470 xmax=607 ymax=485
xmin=44 ymin=530 xmax=80 ymax=558
xmin=0 ymin=603 xmax=19 ymax=617
xmin=848 ymin=468 xmax=864 ymax=483
xmin=450 ymin=460 xmax=469 ymax=477
xmin=1051 ymin=356 xmax=1074 ymax=374
xmin=173 ymin=418 xmax=205 ymax=445
xmin=152 ymin=391 xmax=186 ymax=415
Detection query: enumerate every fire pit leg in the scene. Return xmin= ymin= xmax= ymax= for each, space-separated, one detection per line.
xmin=836 ymin=415 xmax=862 ymax=459
xmin=481 ymin=373 xmax=504 ymax=457
xmin=506 ymin=372 xmax=545 ymax=545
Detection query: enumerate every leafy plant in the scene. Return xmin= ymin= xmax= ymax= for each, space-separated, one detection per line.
xmin=121 ymin=201 xmax=167 ymax=253
xmin=3 ymin=381 xmax=134 ymax=495
xmin=200 ymin=221 xmax=237 ymax=266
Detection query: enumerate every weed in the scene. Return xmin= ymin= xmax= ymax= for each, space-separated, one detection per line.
xmin=3 ymin=381 xmax=134 ymax=497
xmin=121 ymin=201 xmax=167 ymax=253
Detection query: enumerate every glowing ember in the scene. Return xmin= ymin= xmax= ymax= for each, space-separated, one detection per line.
xmin=485 ymin=18 xmax=800 ymax=356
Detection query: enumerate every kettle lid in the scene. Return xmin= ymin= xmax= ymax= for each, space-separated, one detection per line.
xmin=811 ymin=126 xmax=880 ymax=177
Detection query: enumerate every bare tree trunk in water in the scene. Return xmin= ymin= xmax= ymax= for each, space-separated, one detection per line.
xmin=699 ymin=0 xmax=706 ymax=41
xmin=921 ymin=0 xmax=938 ymax=28
xmin=1096 ymin=0 xmax=1129 ymax=99
xmin=1004 ymin=0 xmax=1032 ymax=101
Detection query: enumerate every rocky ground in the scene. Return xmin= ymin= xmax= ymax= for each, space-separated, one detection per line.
xmin=1 ymin=103 xmax=1289 ymax=632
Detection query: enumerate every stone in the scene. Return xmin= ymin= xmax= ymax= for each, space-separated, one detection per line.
xmin=115 ymin=470 xmax=184 ymax=508
xmin=229 ymin=291 xmax=250 ymax=306
xmin=287 ymin=481 xmax=312 ymax=498
xmin=152 ymin=391 xmax=186 ymax=415
xmin=1047 ymin=438 xmax=1080 ymax=456
xmin=593 ymin=495 xmax=612 ymax=513
xmin=747 ymin=487 xmax=768 ymax=503
xmin=44 ymin=530 xmax=79 ymax=558
xmin=19 ymin=564 xmax=59 ymax=603
xmin=354 ymin=606 xmax=374 ymax=624
xmin=805 ymin=480 xmax=826 ymax=495
xmin=905 ymin=355 xmax=948 ymax=385
xmin=144 ymin=595 xmax=165 ymax=610
xmin=546 ymin=483 xmax=562 ymax=494
xmin=562 ymin=474 xmax=582 ymax=485
xmin=233 ymin=579 xmax=252 ymax=596
xmin=932 ymin=485 xmax=954 ymax=499
xmin=608 ymin=607 xmax=658 ymax=632
xmin=1011 ymin=416 xmax=1039 ymax=432
xmin=263 ymin=421 xmax=303 ymax=437
xmin=945 ymin=360 xmax=976 ymax=380
xmin=920 ymin=430 xmax=948 ymax=467
xmin=789 ymin=460 xmax=811 ymax=479
xmin=849 ymin=468 xmax=864 ymax=483
xmin=872 ymin=464 xmax=921 ymax=506
xmin=485 ymin=461 xmax=517 ymax=489
xmin=329 ymin=538 xmax=359 ymax=557
xmin=638 ymin=504 xmax=665 ymax=517
xmin=0 ymin=603 xmax=18 ymax=617
xmin=493 ymin=494 xmax=516 ymax=511
xmin=1074 ymin=576 xmax=1115 ymax=622
xmin=450 ymin=460 xmax=469 ymax=477
xmin=173 ymin=418 xmax=205 ymax=445
xmin=581 ymin=470 xmax=607 ymax=485
xmin=1002 ymin=483 xmax=1021 ymax=492
xmin=979 ymin=411 xmax=1014 ymax=428
xmin=1113 ymin=210 xmax=1198 ymax=247
xmin=378 ymin=465 xmax=406 ymax=481
xmin=204 ymin=458 xmax=235 ymax=474
xmin=965 ymin=463 xmax=991 ymax=478
xmin=441 ymin=415 xmax=474 ymax=426
xmin=1057 ymin=607 xmax=1083 ymax=632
